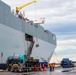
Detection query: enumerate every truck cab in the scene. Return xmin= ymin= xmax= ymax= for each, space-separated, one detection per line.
xmin=6 ymin=54 xmax=25 ymax=71
xmin=61 ymin=58 xmax=72 ymax=68
xmin=6 ymin=54 xmax=39 ymax=72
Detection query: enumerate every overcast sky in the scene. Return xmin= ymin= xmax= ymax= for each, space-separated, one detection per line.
xmin=2 ymin=0 xmax=76 ymax=61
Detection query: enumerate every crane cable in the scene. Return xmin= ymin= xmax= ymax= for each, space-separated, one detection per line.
xmin=34 ymin=1 xmax=39 ymax=47
xmin=34 ymin=1 xmax=37 ymax=21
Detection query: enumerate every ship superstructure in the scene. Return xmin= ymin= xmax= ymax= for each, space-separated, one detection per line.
xmin=0 ymin=0 xmax=56 ymax=63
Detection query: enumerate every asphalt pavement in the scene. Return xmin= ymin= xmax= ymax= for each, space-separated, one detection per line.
xmin=0 ymin=67 xmax=76 ymax=75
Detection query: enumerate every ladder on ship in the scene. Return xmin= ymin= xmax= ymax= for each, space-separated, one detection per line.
xmin=25 ymin=34 xmax=35 ymax=61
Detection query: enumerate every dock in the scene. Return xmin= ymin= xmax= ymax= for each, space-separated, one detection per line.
xmin=0 ymin=67 xmax=76 ymax=75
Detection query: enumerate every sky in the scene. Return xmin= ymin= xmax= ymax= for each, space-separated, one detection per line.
xmin=1 ymin=0 xmax=76 ymax=62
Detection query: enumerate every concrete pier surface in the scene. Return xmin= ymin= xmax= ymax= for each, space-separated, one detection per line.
xmin=0 ymin=67 xmax=76 ymax=75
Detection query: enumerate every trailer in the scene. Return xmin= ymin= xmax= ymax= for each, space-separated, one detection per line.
xmin=6 ymin=54 xmax=39 ymax=72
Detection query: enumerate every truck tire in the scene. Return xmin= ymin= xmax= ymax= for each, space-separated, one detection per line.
xmin=8 ymin=68 xmax=11 ymax=71
xmin=7 ymin=66 xmax=11 ymax=71
xmin=27 ymin=69 xmax=28 ymax=72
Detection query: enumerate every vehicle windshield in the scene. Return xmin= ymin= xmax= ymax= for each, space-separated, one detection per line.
xmin=7 ymin=59 xmax=23 ymax=64
xmin=7 ymin=59 xmax=20 ymax=64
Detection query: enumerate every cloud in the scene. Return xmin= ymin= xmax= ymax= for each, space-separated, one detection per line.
xmin=55 ymin=34 xmax=76 ymax=55
xmin=46 ymin=13 xmax=76 ymax=23
xmin=22 ymin=0 xmax=76 ymax=25
xmin=2 ymin=0 xmax=76 ymax=24
xmin=51 ymin=53 xmax=76 ymax=63
xmin=44 ymin=21 xmax=76 ymax=37
xmin=51 ymin=33 xmax=76 ymax=60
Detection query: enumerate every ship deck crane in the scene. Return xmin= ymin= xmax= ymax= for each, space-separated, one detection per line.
xmin=34 ymin=18 xmax=45 ymax=24
xmin=16 ymin=0 xmax=37 ymax=13
xmin=34 ymin=19 xmax=45 ymax=24
xmin=15 ymin=0 xmax=45 ymax=24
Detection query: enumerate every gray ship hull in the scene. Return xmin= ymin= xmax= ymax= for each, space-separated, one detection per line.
xmin=0 ymin=23 xmax=56 ymax=63
xmin=0 ymin=0 xmax=56 ymax=63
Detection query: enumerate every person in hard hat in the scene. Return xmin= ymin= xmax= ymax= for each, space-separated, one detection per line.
xmin=49 ymin=63 xmax=52 ymax=71
xmin=42 ymin=64 xmax=47 ymax=71
xmin=52 ymin=63 xmax=55 ymax=71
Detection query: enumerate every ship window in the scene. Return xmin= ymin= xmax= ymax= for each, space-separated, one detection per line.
xmin=25 ymin=34 xmax=33 ymax=41
xmin=31 ymin=23 xmax=33 ymax=25
xmin=44 ymin=30 xmax=48 ymax=34
xmin=34 ymin=25 xmax=38 ymax=28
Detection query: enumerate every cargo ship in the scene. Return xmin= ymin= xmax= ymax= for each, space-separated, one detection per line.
xmin=0 ymin=0 xmax=56 ymax=63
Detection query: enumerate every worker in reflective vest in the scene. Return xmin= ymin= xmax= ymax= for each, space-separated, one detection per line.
xmin=52 ymin=63 xmax=55 ymax=71
xmin=34 ymin=65 xmax=37 ymax=71
xmin=39 ymin=64 xmax=42 ymax=71
xmin=42 ymin=64 xmax=46 ymax=71
xmin=49 ymin=63 xmax=52 ymax=71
